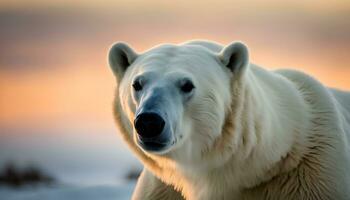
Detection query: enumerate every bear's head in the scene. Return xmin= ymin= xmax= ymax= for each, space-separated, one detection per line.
xmin=108 ymin=41 xmax=249 ymax=165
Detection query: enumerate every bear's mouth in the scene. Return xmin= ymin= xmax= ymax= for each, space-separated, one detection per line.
xmin=136 ymin=133 xmax=174 ymax=153
xmin=138 ymin=140 xmax=168 ymax=151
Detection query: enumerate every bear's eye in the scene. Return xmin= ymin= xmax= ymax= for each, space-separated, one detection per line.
xmin=181 ymin=80 xmax=195 ymax=93
xmin=132 ymin=81 xmax=143 ymax=91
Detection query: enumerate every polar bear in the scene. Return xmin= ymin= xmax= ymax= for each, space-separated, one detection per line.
xmin=108 ymin=40 xmax=350 ymax=200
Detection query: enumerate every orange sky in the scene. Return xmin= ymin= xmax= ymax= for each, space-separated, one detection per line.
xmin=0 ymin=0 xmax=349 ymax=128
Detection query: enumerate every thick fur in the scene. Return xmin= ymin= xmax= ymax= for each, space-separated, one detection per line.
xmin=108 ymin=40 xmax=350 ymax=200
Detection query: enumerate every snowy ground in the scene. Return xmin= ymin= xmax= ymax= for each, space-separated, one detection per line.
xmin=0 ymin=182 xmax=136 ymax=200
xmin=0 ymin=124 xmax=141 ymax=200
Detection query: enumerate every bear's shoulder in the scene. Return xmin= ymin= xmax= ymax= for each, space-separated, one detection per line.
xmin=275 ymin=68 xmax=350 ymax=128
xmin=274 ymin=68 xmax=329 ymax=96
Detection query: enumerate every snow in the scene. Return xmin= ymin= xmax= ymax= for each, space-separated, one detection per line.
xmin=0 ymin=183 xmax=135 ymax=200
xmin=0 ymin=117 xmax=141 ymax=200
xmin=0 ymin=124 xmax=142 ymax=185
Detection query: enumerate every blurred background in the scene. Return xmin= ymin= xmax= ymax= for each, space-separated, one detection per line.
xmin=0 ymin=0 xmax=349 ymax=199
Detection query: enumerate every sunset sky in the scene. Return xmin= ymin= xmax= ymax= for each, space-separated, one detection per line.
xmin=0 ymin=0 xmax=349 ymax=184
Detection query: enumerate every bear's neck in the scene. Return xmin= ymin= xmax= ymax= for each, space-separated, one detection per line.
xmin=230 ymin=64 xmax=310 ymax=185
xmin=175 ymin=64 xmax=311 ymax=198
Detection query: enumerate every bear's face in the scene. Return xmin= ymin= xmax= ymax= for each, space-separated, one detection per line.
xmin=109 ymin=42 xmax=249 ymax=162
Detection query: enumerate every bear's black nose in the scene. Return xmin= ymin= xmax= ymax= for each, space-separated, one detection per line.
xmin=134 ymin=112 xmax=165 ymax=138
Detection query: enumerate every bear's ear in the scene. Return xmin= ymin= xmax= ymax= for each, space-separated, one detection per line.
xmin=108 ymin=42 xmax=138 ymax=80
xmin=218 ymin=42 xmax=249 ymax=76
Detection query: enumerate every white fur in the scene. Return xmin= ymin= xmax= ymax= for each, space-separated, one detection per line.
xmin=108 ymin=40 xmax=350 ymax=200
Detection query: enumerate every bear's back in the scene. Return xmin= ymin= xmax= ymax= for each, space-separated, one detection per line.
xmin=330 ymin=89 xmax=350 ymax=129
xmin=276 ymin=68 xmax=350 ymax=140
